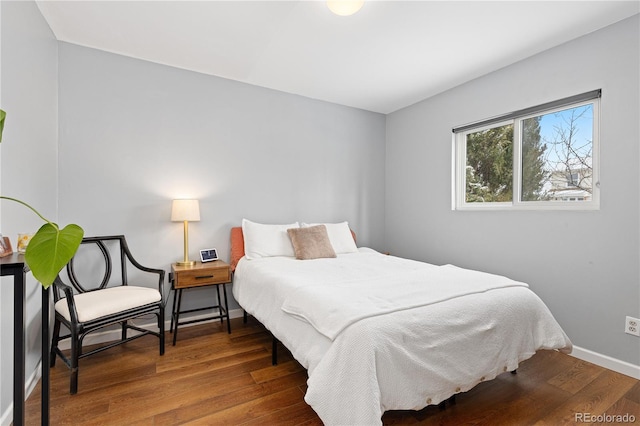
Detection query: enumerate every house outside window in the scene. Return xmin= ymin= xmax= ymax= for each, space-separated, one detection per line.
xmin=547 ymin=169 xmax=592 ymax=201
xmin=453 ymin=90 xmax=600 ymax=211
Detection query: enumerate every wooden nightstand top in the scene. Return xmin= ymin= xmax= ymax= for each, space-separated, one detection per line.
xmin=171 ymin=260 xmax=231 ymax=289
xmin=171 ymin=259 xmax=229 ymax=273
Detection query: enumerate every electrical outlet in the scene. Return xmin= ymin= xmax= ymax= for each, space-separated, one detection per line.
xmin=625 ymin=316 xmax=640 ymax=337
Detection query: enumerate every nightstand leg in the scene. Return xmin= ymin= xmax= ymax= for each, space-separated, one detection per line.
xmin=222 ymin=283 xmax=230 ymax=334
xmin=172 ymin=289 xmax=183 ymax=346
xmin=215 ymin=285 xmax=223 ymax=326
xmin=170 ymin=288 xmax=178 ymax=333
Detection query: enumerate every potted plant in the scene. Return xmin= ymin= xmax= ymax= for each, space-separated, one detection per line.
xmin=0 ymin=109 xmax=84 ymax=288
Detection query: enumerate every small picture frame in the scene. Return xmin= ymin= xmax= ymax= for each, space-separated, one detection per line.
xmin=199 ymin=248 xmax=219 ymax=263
xmin=0 ymin=235 xmax=14 ymax=258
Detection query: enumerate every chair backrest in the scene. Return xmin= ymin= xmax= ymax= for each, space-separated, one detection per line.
xmin=53 ymin=235 xmax=148 ymax=302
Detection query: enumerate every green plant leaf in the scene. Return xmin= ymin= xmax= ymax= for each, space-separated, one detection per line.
xmin=24 ymin=223 xmax=84 ymax=288
xmin=0 ymin=109 xmax=6 ymax=143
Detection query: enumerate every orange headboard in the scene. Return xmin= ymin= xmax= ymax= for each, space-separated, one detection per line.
xmin=229 ymin=226 xmax=356 ymax=271
xmin=230 ymin=227 xmax=245 ymax=271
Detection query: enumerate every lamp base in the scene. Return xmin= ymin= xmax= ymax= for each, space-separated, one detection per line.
xmin=176 ymin=260 xmax=196 ymax=267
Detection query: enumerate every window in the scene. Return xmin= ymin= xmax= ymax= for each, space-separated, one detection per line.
xmin=453 ymin=90 xmax=600 ymax=210
xmin=567 ymin=172 xmax=580 ymax=187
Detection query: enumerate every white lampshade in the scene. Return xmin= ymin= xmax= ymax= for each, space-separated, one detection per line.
xmin=327 ymin=0 xmax=364 ymax=16
xmin=171 ymin=199 xmax=200 ymax=222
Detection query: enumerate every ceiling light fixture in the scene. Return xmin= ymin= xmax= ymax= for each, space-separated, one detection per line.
xmin=327 ymin=0 xmax=364 ymax=17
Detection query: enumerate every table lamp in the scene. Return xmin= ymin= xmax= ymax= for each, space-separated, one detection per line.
xmin=171 ymin=199 xmax=200 ymax=266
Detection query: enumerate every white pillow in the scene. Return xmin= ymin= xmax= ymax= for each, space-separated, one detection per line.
xmin=242 ymin=218 xmax=299 ymax=260
xmin=301 ymin=221 xmax=358 ymax=254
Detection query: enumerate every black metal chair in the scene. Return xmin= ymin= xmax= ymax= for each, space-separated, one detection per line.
xmin=49 ymin=235 xmax=165 ymax=394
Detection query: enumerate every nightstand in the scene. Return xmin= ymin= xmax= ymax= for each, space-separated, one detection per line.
xmin=170 ymin=260 xmax=231 ymax=345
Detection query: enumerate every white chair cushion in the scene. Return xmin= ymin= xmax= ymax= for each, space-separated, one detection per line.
xmin=55 ymin=286 xmax=161 ymax=323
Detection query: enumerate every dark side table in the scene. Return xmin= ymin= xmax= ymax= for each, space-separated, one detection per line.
xmin=1 ymin=253 xmax=49 ymax=425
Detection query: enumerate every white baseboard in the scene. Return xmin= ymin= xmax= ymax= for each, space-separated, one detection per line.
xmin=0 ymin=360 xmax=42 ymax=426
xmin=25 ymin=360 xmax=42 ymax=403
xmin=569 ymin=345 xmax=640 ymax=379
xmin=0 ymin=407 xmax=9 ymax=426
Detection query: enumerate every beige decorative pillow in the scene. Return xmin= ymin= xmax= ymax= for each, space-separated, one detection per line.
xmin=287 ymin=225 xmax=337 ymax=260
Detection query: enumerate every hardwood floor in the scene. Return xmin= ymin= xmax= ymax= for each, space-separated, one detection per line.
xmin=25 ymin=317 xmax=639 ymax=425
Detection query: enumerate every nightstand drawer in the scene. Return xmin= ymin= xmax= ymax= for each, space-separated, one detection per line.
xmin=174 ymin=266 xmax=230 ymax=288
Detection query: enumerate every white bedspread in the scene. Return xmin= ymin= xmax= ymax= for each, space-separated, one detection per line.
xmin=281 ymin=263 xmax=528 ymax=340
xmin=232 ymin=248 xmax=572 ymax=426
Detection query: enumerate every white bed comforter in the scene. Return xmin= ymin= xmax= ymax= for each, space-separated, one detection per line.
xmin=232 ymin=248 xmax=572 ymax=426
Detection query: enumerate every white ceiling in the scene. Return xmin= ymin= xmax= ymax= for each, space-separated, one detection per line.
xmin=36 ymin=1 xmax=639 ymax=114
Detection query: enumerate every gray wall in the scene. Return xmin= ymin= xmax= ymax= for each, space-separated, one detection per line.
xmin=385 ymin=15 xmax=639 ymax=365
xmin=0 ymin=1 xmax=58 ymax=422
xmin=57 ymin=42 xmax=387 ymax=313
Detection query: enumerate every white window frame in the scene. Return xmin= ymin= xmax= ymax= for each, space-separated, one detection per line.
xmin=452 ymin=93 xmax=600 ymax=211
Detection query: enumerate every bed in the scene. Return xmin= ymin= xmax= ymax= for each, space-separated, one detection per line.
xmin=231 ymin=220 xmax=572 ymax=425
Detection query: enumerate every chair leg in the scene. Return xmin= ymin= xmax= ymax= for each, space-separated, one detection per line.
xmin=158 ymin=308 xmax=165 ymax=356
xmin=121 ymin=320 xmax=128 ymax=341
xmin=70 ymin=331 xmax=80 ymax=395
xmin=49 ymin=319 xmax=61 ymax=368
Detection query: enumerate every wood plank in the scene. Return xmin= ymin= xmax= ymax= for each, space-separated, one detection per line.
xmin=240 ymin=401 xmax=323 ymax=426
xmin=534 ymin=368 xmax=638 ymax=425
xmin=547 ymin=357 xmax=602 ymax=394
xmin=182 ymin=387 xmax=305 ymax=425
xmin=152 ymin=370 xmax=309 ymax=425
xmin=599 ymin=397 xmax=640 ymax=422
xmin=625 ymin=380 xmax=640 ymax=404
xmin=250 ymin=360 xmax=305 ymax=384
